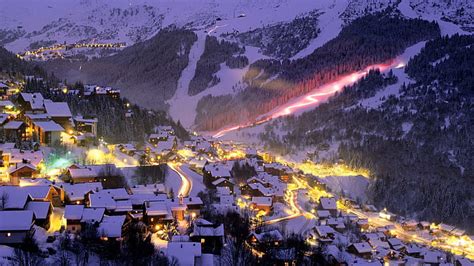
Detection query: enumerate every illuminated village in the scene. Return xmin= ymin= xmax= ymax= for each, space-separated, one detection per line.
xmin=0 ymin=75 xmax=472 ymax=265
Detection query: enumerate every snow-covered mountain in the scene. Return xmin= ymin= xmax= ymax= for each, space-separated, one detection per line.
xmin=1 ymin=0 xmax=471 ymax=130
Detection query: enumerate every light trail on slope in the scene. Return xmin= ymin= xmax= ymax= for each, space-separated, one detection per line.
xmin=213 ymin=60 xmax=406 ymax=138
xmin=168 ymin=163 xmax=192 ymax=197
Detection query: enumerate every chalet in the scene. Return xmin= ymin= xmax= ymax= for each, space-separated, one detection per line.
xmin=210 ymin=178 xmax=234 ymax=193
xmin=143 ymin=201 xmax=174 ymax=229
xmin=318 ymin=197 xmax=337 ymax=216
xmin=314 ymin=225 xmax=336 ymax=243
xmin=73 ymin=116 xmax=98 ymax=136
xmin=190 ymin=218 xmax=224 ymax=255
xmin=25 ymin=201 xmax=53 ymax=229
xmin=20 ymin=184 xmax=64 ymax=206
xmin=347 ymin=242 xmax=372 ymax=259
xmin=31 ymin=120 xmax=64 ymax=145
xmin=97 ymin=215 xmax=127 ymax=241
xmin=0 ymin=186 xmax=31 ymax=210
xmin=251 ymin=196 xmax=273 ymax=213
xmin=357 ymin=218 xmax=369 ymax=230
xmin=203 ymin=162 xmax=232 ymax=187
xmin=0 ymin=210 xmax=35 ymax=245
xmin=387 ymin=238 xmax=405 ymax=251
xmin=183 ymin=197 xmax=204 ymax=216
xmin=43 ymin=101 xmax=73 ymax=131
xmin=66 ymin=167 xmax=99 ymax=183
xmin=167 ymin=241 xmax=201 ymax=266
xmin=402 ymin=220 xmax=418 ymax=231
xmin=248 ymin=229 xmax=283 ymax=249
xmin=17 ymin=93 xmax=45 ymax=112
xmin=61 ymin=182 xmax=103 ymax=205
xmin=7 ymin=163 xmax=38 ymax=185
xmin=64 ymin=205 xmax=84 ymax=234
xmin=3 ymin=121 xmax=27 ymax=141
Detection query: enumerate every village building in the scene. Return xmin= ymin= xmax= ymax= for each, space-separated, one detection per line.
xmin=97 ymin=215 xmax=128 ymax=241
xmin=64 ymin=205 xmax=85 ymax=234
xmin=190 ymin=218 xmax=224 ymax=255
xmin=25 ymin=201 xmax=53 ymax=229
xmin=166 ymin=241 xmax=201 ymax=266
xmin=318 ymin=197 xmax=337 ymax=216
xmin=347 ymin=242 xmax=373 ymax=259
xmin=0 ymin=210 xmax=35 ymax=245
xmin=251 ymin=196 xmax=273 ymax=213
xmin=248 ymin=229 xmax=284 ymax=249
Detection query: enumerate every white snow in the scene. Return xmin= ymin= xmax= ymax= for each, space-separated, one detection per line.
xmin=359 ymin=41 xmax=426 ymax=109
xmin=180 ymin=164 xmax=206 ymax=196
xmin=321 ymin=175 xmax=369 ymax=202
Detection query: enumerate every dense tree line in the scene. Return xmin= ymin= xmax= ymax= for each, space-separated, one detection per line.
xmin=260 ymin=34 xmax=474 ymax=231
xmin=41 ymin=27 xmax=197 ymax=110
xmin=231 ymin=10 xmax=321 ymax=59
xmin=195 ymin=12 xmax=440 ymax=131
xmin=0 ymin=46 xmax=188 ymax=143
xmin=188 ymin=36 xmax=246 ymax=96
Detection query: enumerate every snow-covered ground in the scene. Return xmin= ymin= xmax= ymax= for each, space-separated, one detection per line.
xmin=164 ymin=166 xmax=182 ymax=195
xmin=179 ymin=164 xmax=206 ymax=196
xmin=167 ymin=31 xmax=267 ymax=128
xmin=321 ymin=175 xmax=370 ymax=202
xmin=358 ymin=41 xmax=426 ymax=109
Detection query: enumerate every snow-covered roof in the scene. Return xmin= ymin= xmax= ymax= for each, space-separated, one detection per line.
xmin=319 ymin=197 xmax=337 ymax=210
xmin=220 ymin=195 xmax=234 ymax=205
xmin=350 ymin=242 xmax=372 ymax=254
xmin=81 ymin=208 xmax=105 ymax=223
xmin=20 ymin=93 xmax=44 ymax=110
xmin=44 ymin=102 xmax=72 ymax=117
xmin=130 ymin=184 xmax=165 ymax=195
xmin=317 ymin=210 xmax=331 ymax=218
xmin=89 ymin=193 xmax=117 ymax=211
xmin=369 ymin=239 xmax=390 ymax=249
xmin=26 ymin=201 xmax=51 ymax=219
xmin=250 ymin=229 xmax=283 ymax=242
xmin=167 ymin=242 xmax=201 ymax=266
xmin=20 ymin=186 xmax=53 ymax=200
xmin=183 ymin=197 xmax=203 ymax=205
xmin=3 ymin=121 xmax=24 ymax=130
xmin=7 ymin=149 xmax=43 ymax=166
xmin=115 ymin=200 xmax=133 ymax=212
xmin=0 ymin=114 xmax=8 ymax=124
xmin=33 ymin=121 xmax=64 ymax=132
xmin=251 ymin=196 xmax=272 ymax=207
xmin=68 ymin=167 xmax=98 ymax=179
xmin=130 ymin=193 xmax=167 ymax=206
xmin=25 ymin=113 xmax=50 ymax=120
xmin=98 ymin=215 xmax=126 ymax=238
xmin=95 ymin=188 xmax=130 ymax=200
xmin=61 ymin=182 xmax=103 ymax=201
xmin=7 ymin=163 xmax=37 ymax=174
xmin=211 ymin=177 xmax=232 ymax=186
xmin=145 ymin=201 xmax=171 ymax=217
xmin=192 ymin=222 xmax=224 ymax=237
xmin=0 ymin=210 xmax=34 ymax=231
xmin=204 ymin=163 xmax=232 ymax=178
xmin=64 ymin=205 xmax=84 ymax=220
xmin=315 ymin=225 xmax=336 ymax=237
xmin=0 ymin=186 xmax=30 ymax=209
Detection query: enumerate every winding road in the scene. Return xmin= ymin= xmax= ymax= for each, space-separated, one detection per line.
xmin=167 ymin=163 xmax=192 ymax=197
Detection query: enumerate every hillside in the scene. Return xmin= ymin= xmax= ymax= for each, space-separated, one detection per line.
xmin=41 ymin=28 xmax=197 ymax=109
xmin=194 ymin=13 xmax=440 ymax=131
xmin=258 ymin=34 xmax=474 ymax=230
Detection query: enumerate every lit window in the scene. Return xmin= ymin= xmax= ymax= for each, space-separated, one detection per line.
xmin=201 ymin=238 xmax=205 ymax=244
xmin=7 ymin=233 xmax=11 ymax=237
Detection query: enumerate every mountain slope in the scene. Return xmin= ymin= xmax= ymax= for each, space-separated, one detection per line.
xmin=258 ymin=34 xmax=474 ymax=230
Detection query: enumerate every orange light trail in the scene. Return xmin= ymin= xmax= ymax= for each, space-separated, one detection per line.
xmin=213 ymin=60 xmax=402 ymax=138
